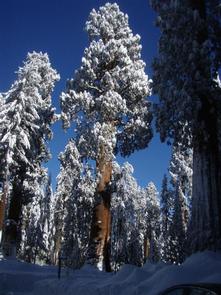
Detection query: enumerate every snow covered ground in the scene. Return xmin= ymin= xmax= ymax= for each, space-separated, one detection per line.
xmin=0 ymin=257 xmax=57 ymax=295
xmin=0 ymin=251 xmax=221 ymax=295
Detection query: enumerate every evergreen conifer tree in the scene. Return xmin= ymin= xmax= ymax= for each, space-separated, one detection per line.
xmin=61 ymin=3 xmax=152 ymax=270
xmin=145 ymin=182 xmax=161 ymax=263
xmin=111 ymin=162 xmax=148 ymax=269
xmin=53 ymin=140 xmax=96 ymax=266
xmin=19 ymin=173 xmax=53 ymax=263
xmin=169 ymin=182 xmax=187 ymax=264
xmin=151 ymin=0 xmax=221 ymax=252
xmin=160 ymin=175 xmax=172 ymax=262
xmin=0 ymin=52 xmax=59 ymax=254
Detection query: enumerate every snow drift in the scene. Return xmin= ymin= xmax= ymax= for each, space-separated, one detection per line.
xmin=0 ymin=251 xmax=221 ymax=295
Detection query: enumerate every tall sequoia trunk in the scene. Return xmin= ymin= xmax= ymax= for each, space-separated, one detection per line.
xmin=188 ymin=99 xmax=221 ymax=252
xmin=187 ymin=0 xmax=221 ymax=253
xmin=87 ymin=157 xmax=112 ymax=271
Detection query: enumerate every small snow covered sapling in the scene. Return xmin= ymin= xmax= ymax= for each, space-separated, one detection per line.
xmin=61 ymin=3 xmax=152 ymax=270
xmin=52 ymin=140 xmax=96 ymax=267
xmin=111 ymin=162 xmax=148 ymax=268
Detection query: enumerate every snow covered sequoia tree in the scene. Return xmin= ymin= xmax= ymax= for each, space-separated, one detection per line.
xmin=0 ymin=52 xmax=59 ymax=255
xmin=151 ymin=0 xmax=221 ymax=252
xmin=61 ymin=3 xmax=152 ymax=271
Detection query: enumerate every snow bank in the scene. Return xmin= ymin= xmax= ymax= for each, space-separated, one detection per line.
xmin=0 ymin=257 xmax=57 ymax=294
xmin=33 ymin=251 xmax=221 ymax=295
xmin=0 ymin=251 xmax=221 ymax=295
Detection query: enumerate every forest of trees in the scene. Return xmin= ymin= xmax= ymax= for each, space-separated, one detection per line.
xmin=0 ymin=1 xmax=220 ymax=272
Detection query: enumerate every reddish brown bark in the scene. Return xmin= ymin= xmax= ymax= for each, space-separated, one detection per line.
xmin=143 ymin=237 xmax=150 ymax=263
xmin=88 ymin=157 xmax=112 ymax=271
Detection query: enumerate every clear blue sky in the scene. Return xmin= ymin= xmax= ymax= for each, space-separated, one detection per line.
xmin=0 ymin=0 xmax=171 ymax=191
